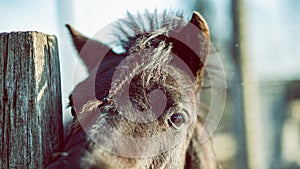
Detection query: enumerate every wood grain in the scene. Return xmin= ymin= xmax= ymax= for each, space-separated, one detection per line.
xmin=0 ymin=32 xmax=63 ymax=169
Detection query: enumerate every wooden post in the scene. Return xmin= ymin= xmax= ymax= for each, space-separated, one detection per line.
xmin=0 ymin=32 xmax=64 ymax=168
xmin=232 ymin=0 xmax=266 ymax=168
xmin=231 ymin=0 xmax=249 ymax=168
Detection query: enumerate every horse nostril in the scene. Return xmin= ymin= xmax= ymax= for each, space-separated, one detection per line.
xmin=168 ymin=113 xmax=186 ymax=130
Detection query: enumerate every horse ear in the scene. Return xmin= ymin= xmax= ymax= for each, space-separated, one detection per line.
xmin=66 ymin=24 xmax=112 ymax=73
xmin=172 ymin=11 xmax=210 ymax=87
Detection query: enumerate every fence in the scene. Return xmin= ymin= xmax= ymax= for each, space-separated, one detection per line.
xmin=0 ymin=31 xmax=64 ymax=168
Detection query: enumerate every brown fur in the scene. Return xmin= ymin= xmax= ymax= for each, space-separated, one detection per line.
xmin=47 ymin=10 xmax=218 ymax=169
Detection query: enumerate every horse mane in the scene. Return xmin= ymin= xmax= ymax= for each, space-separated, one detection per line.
xmin=110 ymin=10 xmax=187 ymax=54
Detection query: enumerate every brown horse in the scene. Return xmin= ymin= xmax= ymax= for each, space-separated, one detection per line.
xmin=47 ymin=10 xmax=218 ymax=169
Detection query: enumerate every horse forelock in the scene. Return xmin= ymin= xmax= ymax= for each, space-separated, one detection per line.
xmin=111 ymin=10 xmax=186 ymax=54
xmin=106 ymin=11 xmax=195 ymax=103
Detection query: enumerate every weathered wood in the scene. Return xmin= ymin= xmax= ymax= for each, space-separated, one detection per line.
xmin=0 ymin=32 xmax=63 ymax=169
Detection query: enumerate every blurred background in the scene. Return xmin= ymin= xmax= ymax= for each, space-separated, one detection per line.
xmin=1 ymin=0 xmax=300 ymax=168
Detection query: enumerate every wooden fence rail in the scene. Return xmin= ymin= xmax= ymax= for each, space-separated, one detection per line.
xmin=0 ymin=32 xmax=63 ymax=169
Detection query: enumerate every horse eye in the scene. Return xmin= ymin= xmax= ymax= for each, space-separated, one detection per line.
xmin=168 ymin=113 xmax=186 ymax=130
